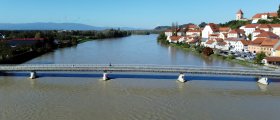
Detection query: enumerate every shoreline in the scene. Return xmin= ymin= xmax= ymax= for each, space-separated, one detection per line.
xmin=0 ymin=36 xmax=131 ymax=64
xmin=158 ymin=39 xmax=263 ymax=68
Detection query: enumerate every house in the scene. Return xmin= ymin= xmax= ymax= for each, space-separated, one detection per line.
xmin=257 ymin=24 xmax=272 ymax=32
xmin=185 ymin=36 xmax=200 ymax=44
xmin=234 ymin=40 xmax=250 ymax=52
xmin=270 ymin=24 xmax=280 ymax=36
xmin=208 ymin=34 xmax=220 ymax=40
xmin=167 ymin=36 xmax=184 ymax=43
xmin=185 ymin=24 xmax=200 ymax=30
xmin=219 ymin=27 xmax=231 ymax=34
xmin=236 ymin=9 xmax=244 ymax=20
xmin=240 ymin=24 xmax=260 ymax=36
xmin=248 ymin=38 xmax=279 ymax=55
xmin=202 ymin=23 xmax=219 ymax=38
xmin=216 ymin=41 xmax=230 ymax=51
xmin=252 ymin=29 xmax=265 ymax=40
xmin=224 ymin=38 xmax=238 ymax=50
xmin=219 ymin=33 xmax=228 ymax=40
xmin=205 ymin=40 xmax=216 ymax=48
xmin=252 ymin=12 xmax=278 ymax=21
xmin=204 ymin=38 xmax=224 ymax=49
xmin=164 ymin=29 xmax=173 ymax=37
xmin=260 ymin=39 xmax=279 ymax=56
xmin=177 ymin=28 xmax=185 ymax=36
xmin=248 ymin=38 xmax=267 ymax=54
xmin=227 ymin=29 xmax=245 ymax=38
xmin=254 ymin=31 xmax=279 ymax=40
xmin=262 ymin=57 xmax=280 ymax=66
xmin=186 ymin=30 xmax=201 ymax=36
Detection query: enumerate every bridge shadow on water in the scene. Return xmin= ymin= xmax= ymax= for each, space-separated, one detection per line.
xmin=1 ymin=72 xmax=280 ymax=83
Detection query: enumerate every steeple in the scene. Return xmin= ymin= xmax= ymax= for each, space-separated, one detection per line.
xmin=236 ymin=9 xmax=244 ymax=20
xmin=237 ymin=9 xmax=243 ymax=15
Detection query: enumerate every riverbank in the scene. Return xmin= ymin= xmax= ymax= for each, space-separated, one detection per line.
xmin=157 ymin=38 xmax=262 ymax=68
xmin=0 ymin=30 xmax=132 ymax=64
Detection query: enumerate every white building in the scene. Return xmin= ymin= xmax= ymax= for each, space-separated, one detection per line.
xmin=227 ymin=29 xmax=245 ymax=38
xmin=252 ymin=12 xmax=278 ymax=21
xmin=186 ymin=30 xmax=201 ymax=36
xmin=167 ymin=36 xmax=185 ymax=43
xmin=202 ymin=23 xmax=219 ymax=38
xmin=240 ymin=24 xmax=260 ymax=36
xmin=270 ymin=24 xmax=280 ymax=36
xmin=234 ymin=40 xmax=250 ymax=52
xmin=252 ymin=30 xmax=264 ymax=40
xmin=164 ymin=29 xmax=173 ymax=37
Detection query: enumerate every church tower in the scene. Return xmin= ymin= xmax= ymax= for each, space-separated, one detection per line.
xmin=236 ymin=9 xmax=244 ymax=20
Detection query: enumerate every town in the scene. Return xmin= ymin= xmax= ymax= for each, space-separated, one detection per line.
xmin=163 ymin=7 xmax=280 ymax=67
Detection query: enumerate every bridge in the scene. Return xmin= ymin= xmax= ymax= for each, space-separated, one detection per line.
xmin=0 ymin=64 xmax=279 ymax=85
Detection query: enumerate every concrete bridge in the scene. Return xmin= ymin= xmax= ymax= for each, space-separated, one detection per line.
xmin=0 ymin=64 xmax=279 ymax=85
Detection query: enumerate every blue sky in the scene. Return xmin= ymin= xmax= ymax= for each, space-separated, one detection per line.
xmin=0 ymin=0 xmax=279 ymax=29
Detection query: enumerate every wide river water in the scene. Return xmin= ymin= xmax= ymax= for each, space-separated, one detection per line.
xmin=1 ymin=35 xmax=280 ymax=120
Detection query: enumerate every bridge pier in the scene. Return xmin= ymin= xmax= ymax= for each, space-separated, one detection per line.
xmin=257 ymin=77 xmax=269 ymax=85
xmin=29 ymin=71 xmax=37 ymax=79
xmin=177 ymin=73 xmax=186 ymax=83
xmin=102 ymin=72 xmax=109 ymax=81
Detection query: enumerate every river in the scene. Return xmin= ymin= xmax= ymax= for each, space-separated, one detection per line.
xmin=1 ymin=35 xmax=280 ymax=120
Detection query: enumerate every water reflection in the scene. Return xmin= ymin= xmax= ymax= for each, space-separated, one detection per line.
xmin=257 ymin=83 xmax=268 ymax=92
xmin=29 ymin=79 xmax=37 ymax=88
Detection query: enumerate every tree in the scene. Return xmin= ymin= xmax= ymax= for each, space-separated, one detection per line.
xmin=157 ymin=33 xmax=167 ymax=40
xmin=254 ymin=52 xmax=266 ymax=64
xmin=278 ymin=4 xmax=280 ymax=18
xmin=202 ymin=47 xmax=214 ymax=56
xmin=199 ymin=22 xmax=207 ymax=28
xmin=248 ymin=34 xmax=252 ymax=40
xmin=34 ymin=32 xmax=41 ymax=39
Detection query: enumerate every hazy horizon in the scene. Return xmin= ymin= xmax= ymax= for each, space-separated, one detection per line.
xmin=0 ymin=0 xmax=279 ymax=29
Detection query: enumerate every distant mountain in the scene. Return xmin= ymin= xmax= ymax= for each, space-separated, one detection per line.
xmin=0 ymin=23 xmax=142 ymax=30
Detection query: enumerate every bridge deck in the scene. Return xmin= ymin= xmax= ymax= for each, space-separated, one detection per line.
xmin=0 ymin=64 xmax=279 ymax=77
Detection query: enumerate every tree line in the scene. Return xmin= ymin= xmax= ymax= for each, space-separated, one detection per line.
xmin=0 ymin=29 xmax=131 ymax=63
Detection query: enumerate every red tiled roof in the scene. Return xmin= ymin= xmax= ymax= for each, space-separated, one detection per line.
xmin=219 ymin=27 xmax=230 ymax=32
xmin=218 ymin=42 xmax=227 ymax=46
xmin=228 ymin=29 xmax=244 ymax=34
xmin=261 ymin=39 xmax=279 ymax=47
xmin=269 ymin=24 xmax=280 ymax=28
xmin=258 ymin=24 xmax=271 ymax=29
xmin=187 ymin=30 xmax=201 ymax=33
xmin=255 ymin=31 xmax=279 ymax=38
xmin=170 ymin=36 xmax=182 ymax=41
xmin=209 ymin=34 xmax=219 ymax=37
xmin=252 ymin=12 xmax=278 ymax=19
xmin=253 ymin=29 xmax=265 ymax=33
xmin=245 ymin=24 xmax=260 ymax=28
xmin=264 ymin=57 xmax=280 ymax=62
xmin=208 ymin=23 xmax=219 ymax=32
xmin=239 ymin=40 xmax=250 ymax=45
xmin=206 ymin=40 xmax=215 ymax=45
xmin=250 ymin=38 xmax=268 ymax=45
xmin=214 ymin=38 xmax=224 ymax=42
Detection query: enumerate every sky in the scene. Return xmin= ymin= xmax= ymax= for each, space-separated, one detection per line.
xmin=0 ymin=0 xmax=279 ymax=29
